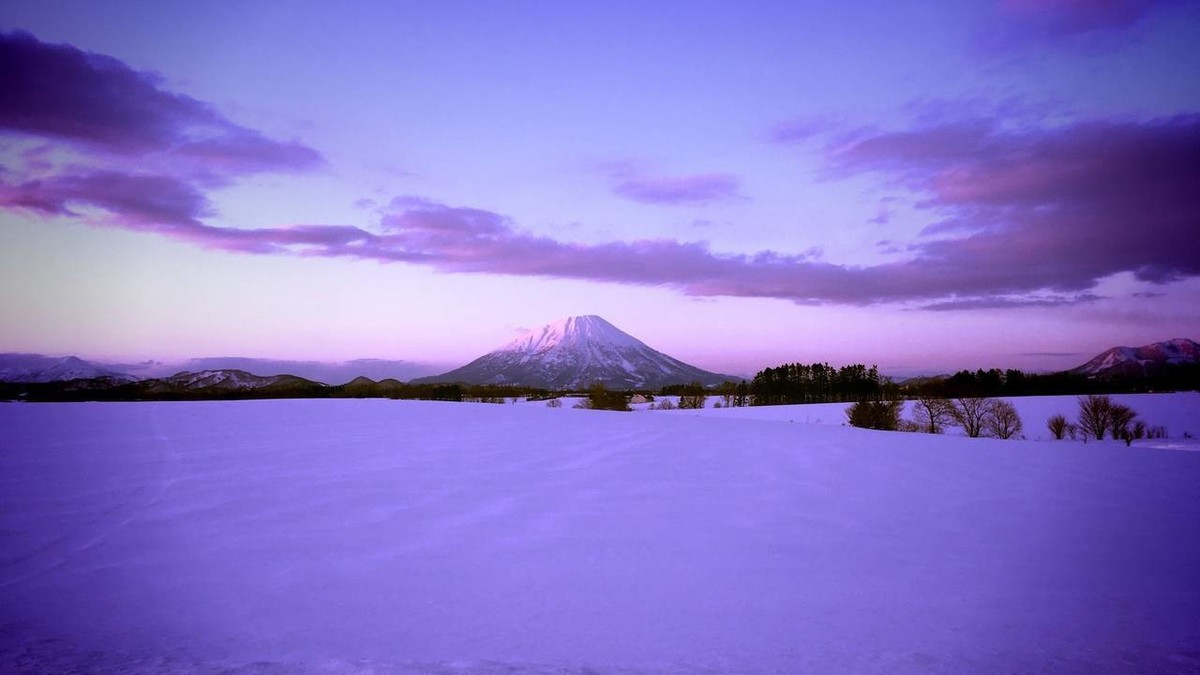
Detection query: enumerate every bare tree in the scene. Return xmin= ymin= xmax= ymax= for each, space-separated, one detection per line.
xmin=1077 ymin=395 xmax=1133 ymax=441
xmin=913 ymin=396 xmax=954 ymax=434
xmin=952 ymin=397 xmax=993 ymax=438
xmin=986 ymin=400 xmax=1023 ymax=439
xmin=1111 ymin=403 xmax=1139 ymax=446
xmin=1047 ymin=413 xmax=1069 ymax=440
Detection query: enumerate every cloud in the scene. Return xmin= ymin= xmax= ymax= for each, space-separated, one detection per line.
xmin=8 ymin=114 xmax=1197 ymax=309
xmin=3 ymin=31 xmax=1194 ymax=310
xmin=0 ymin=31 xmax=322 ymax=175
xmin=833 ymin=114 xmax=1200 ymax=289
xmin=598 ymin=161 xmax=743 ymax=205
xmin=922 ymin=294 xmax=1105 ymax=311
xmin=983 ymin=0 xmax=1175 ymax=48
xmin=1 ymin=171 xmax=212 ymax=225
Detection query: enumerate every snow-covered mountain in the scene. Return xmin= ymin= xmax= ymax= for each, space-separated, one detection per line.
xmin=417 ymin=315 xmax=737 ymax=389
xmin=1070 ymin=338 xmax=1199 ymax=378
xmin=144 ymin=369 xmax=323 ymax=393
xmin=0 ymin=353 xmax=134 ymax=383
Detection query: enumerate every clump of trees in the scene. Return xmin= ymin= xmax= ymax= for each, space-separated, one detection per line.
xmin=580 ymin=382 xmax=630 ymax=412
xmin=847 ymin=395 xmax=1024 ymax=440
xmin=846 ymin=397 xmax=904 ymax=431
xmin=716 ymin=381 xmax=751 ymax=407
xmin=902 ymin=364 xmax=1198 ymax=401
xmin=1044 ymin=396 xmax=1168 ymax=446
xmin=752 ymin=362 xmax=886 ymax=405
xmin=676 ymin=381 xmax=708 ymax=410
xmin=1071 ymin=395 xmax=1141 ymax=445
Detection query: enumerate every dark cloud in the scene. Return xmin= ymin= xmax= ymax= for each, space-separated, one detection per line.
xmin=832 ymin=114 xmax=1200 ymax=291
xmin=8 ymin=114 xmax=1196 ymax=308
xmin=0 ymin=31 xmax=322 ymax=174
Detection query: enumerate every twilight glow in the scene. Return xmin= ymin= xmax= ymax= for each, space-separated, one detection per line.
xmin=1 ymin=1 xmax=1198 ymax=377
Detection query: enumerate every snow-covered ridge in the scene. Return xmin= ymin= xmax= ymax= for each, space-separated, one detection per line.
xmin=1071 ymin=337 xmax=1199 ymax=376
xmin=0 ymin=353 xmax=134 ymax=383
xmin=501 ymin=315 xmax=645 ymax=354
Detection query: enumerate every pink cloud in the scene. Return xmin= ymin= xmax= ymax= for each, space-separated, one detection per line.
xmin=603 ymin=163 xmax=743 ymax=205
xmin=7 ymin=114 xmax=1197 ymax=308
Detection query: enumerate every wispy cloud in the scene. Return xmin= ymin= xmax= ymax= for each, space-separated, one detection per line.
xmin=599 ymin=162 xmax=743 ymax=205
xmin=982 ymin=0 xmax=1176 ymax=49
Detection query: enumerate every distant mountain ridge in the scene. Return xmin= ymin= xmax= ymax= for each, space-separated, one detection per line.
xmin=0 ymin=353 xmax=134 ymax=383
xmin=416 ymin=315 xmax=737 ymax=389
xmin=1069 ymin=338 xmax=1199 ymax=378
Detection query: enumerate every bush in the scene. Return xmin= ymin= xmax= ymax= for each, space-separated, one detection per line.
xmin=656 ymin=399 xmax=677 ymax=410
xmin=847 ymin=398 xmax=902 ymax=431
xmin=545 ymin=398 xmax=562 ymax=408
xmin=1047 ymin=413 xmax=1069 ymax=440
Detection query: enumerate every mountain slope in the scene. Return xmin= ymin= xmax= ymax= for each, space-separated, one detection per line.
xmin=417 ymin=315 xmax=736 ymax=389
xmin=0 ymin=353 xmax=134 ymax=383
xmin=139 ymin=370 xmax=326 ymax=395
xmin=1069 ymin=338 xmax=1199 ymax=378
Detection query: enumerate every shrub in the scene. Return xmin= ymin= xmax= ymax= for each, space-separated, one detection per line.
xmin=656 ymin=399 xmax=677 ymax=410
xmin=1047 ymin=414 xmax=1069 ymax=440
xmin=545 ymin=398 xmax=562 ymax=408
xmin=847 ymin=398 xmax=902 ymax=431
xmin=1077 ymin=394 xmax=1114 ymax=440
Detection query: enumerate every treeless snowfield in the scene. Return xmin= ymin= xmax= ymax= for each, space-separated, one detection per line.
xmin=2 ymin=397 xmax=1199 ymax=673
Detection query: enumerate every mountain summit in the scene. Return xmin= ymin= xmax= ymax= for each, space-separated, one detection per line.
xmin=418 ymin=315 xmax=736 ymax=389
xmin=1069 ymin=338 xmax=1199 ymax=378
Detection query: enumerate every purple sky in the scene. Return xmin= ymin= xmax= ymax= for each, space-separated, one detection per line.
xmin=1 ymin=1 xmax=1198 ymax=377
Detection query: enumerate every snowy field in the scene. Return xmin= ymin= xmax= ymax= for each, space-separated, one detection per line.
xmin=676 ymin=392 xmax=1200 ymax=443
xmin=2 ymin=396 xmax=1199 ymax=673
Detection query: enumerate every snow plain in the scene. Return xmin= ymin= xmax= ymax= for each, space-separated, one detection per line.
xmin=2 ymin=396 xmax=1199 ymax=673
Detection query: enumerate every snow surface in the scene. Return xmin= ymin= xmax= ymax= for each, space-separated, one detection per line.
xmin=2 ymin=398 xmax=1200 ymax=673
